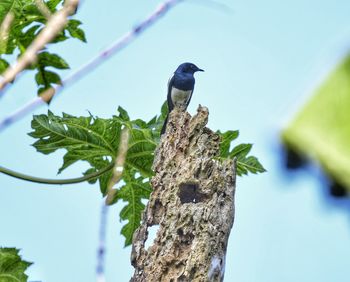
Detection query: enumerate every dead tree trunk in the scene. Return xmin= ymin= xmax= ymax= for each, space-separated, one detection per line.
xmin=131 ymin=106 xmax=236 ymax=282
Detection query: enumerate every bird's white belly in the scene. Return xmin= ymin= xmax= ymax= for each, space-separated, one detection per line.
xmin=171 ymin=87 xmax=192 ymax=108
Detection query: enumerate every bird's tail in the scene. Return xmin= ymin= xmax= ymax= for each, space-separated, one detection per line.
xmin=161 ymin=114 xmax=169 ymax=135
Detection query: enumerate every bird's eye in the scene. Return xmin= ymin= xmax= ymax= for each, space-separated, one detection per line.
xmin=191 ymin=65 xmax=195 ymax=69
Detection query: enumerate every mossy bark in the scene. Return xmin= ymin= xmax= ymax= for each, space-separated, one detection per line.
xmin=131 ymin=106 xmax=236 ymax=282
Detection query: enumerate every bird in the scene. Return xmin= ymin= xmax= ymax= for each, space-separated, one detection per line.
xmin=161 ymin=62 xmax=204 ymax=135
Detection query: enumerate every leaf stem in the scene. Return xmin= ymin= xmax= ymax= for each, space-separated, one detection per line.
xmin=0 ymin=162 xmax=114 ymax=185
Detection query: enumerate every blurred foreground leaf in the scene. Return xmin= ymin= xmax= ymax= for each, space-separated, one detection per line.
xmin=282 ymin=54 xmax=350 ymax=193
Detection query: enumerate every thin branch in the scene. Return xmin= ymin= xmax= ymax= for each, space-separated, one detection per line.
xmin=0 ymin=12 xmax=14 ymax=54
xmin=0 ymin=0 xmax=79 ymax=94
xmin=106 ymin=127 xmax=130 ymax=205
xmin=0 ymin=161 xmax=114 ymax=185
xmin=34 ymin=0 xmax=52 ymax=19
xmin=0 ymin=0 xmax=183 ymax=132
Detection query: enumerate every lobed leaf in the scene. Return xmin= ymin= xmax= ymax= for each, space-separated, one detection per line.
xmin=217 ymin=130 xmax=239 ymax=157
xmin=218 ymin=131 xmax=266 ymax=176
xmin=28 ymin=107 xmax=162 ymax=244
xmin=115 ymin=170 xmax=152 ymax=246
xmin=237 ymin=156 xmax=266 ymax=175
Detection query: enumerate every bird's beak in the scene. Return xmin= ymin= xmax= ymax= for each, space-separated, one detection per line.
xmin=197 ymin=68 xmax=204 ymax=72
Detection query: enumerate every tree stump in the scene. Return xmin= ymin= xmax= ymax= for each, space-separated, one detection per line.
xmin=131 ymin=106 xmax=236 ymax=282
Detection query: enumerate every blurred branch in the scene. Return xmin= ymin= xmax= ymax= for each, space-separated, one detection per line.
xmin=0 ymin=12 xmax=14 ymax=54
xmin=0 ymin=0 xmax=183 ymax=132
xmin=0 ymin=0 xmax=79 ymax=95
xmin=34 ymin=0 xmax=52 ymax=19
xmin=96 ymin=127 xmax=129 ymax=281
xmin=106 ymin=127 xmax=130 ymax=205
xmin=96 ymin=202 xmax=108 ymax=282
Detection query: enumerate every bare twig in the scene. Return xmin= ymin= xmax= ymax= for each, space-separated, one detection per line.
xmin=0 ymin=0 xmax=183 ymax=132
xmin=0 ymin=12 xmax=14 ymax=54
xmin=0 ymin=0 xmax=79 ymax=94
xmin=105 ymin=127 xmax=130 ymax=205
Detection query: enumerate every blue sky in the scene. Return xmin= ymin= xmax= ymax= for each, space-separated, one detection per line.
xmin=1 ymin=0 xmax=350 ymax=281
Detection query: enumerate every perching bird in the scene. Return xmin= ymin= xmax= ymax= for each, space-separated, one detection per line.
xmin=161 ymin=62 xmax=204 ymax=135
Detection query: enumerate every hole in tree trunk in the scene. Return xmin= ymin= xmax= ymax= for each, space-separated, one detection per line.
xmin=178 ymin=183 xmax=207 ymax=204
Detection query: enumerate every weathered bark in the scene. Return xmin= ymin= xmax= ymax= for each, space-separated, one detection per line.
xmin=131 ymin=106 xmax=236 ymax=282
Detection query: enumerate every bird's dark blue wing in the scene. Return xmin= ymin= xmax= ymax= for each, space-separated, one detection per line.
xmin=160 ymin=113 xmax=168 ymax=135
xmin=167 ymin=75 xmax=175 ymax=112
xmin=161 ymin=75 xmax=175 ymax=135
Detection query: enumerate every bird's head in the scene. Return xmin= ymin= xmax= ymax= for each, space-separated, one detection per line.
xmin=175 ymin=62 xmax=204 ymax=75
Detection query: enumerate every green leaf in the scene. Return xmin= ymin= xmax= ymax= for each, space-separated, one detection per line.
xmin=218 ymin=131 xmax=266 ymax=176
xmin=282 ymin=54 xmax=350 ymax=193
xmin=29 ymin=110 xmax=115 ymax=165
xmin=147 ymin=101 xmax=168 ymax=140
xmin=217 ymin=130 xmax=239 ymax=157
xmin=161 ymin=100 xmax=168 ymax=117
xmin=116 ymin=170 xmax=152 ymax=246
xmin=0 ymin=1 xmax=20 ymax=22
xmin=83 ymin=167 xmax=98 ymax=184
xmin=34 ymin=68 xmax=61 ymax=98
xmin=230 ymin=143 xmax=252 ymax=159
xmin=21 ymin=4 xmax=42 ymax=20
xmin=66 ymin=19 xmax=86 ymax=42
xmin=28 ymin=107 xmax=164 ymax=244
xmin=33 ymin=52 xmax=68 ymax=97
xmin=237 ymin=156 xmax=266 ymax=176
xmin=117 ymin=106 xmax=130 ymax=121
xmin=50 ymin=30 xmax=69 ymax=43
xmin=37 ymin=52 xmax=69 ymax=69
xmin=0 ymin=248 xmax=32 ymax=282
xmin=124 ymin=127 xmax=156 ymax=177
xmin=35 ymin=69 xmax=61 ymax=86
xmin=46 ymin=0 xmax=63 ymax=11
xmin=0 ymin=58 xmax=9 ymax=74
xmin=28 ymin=107 xmax=159 ymax=186
xmin=0 ymin=0 xmax=84 ymax=95
xmin=20 ymin=25 xmax=41 ymax=48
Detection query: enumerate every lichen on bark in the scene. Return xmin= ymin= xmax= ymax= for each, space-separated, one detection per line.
xmin=130 ymin=106 xmax=236 ymax=282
